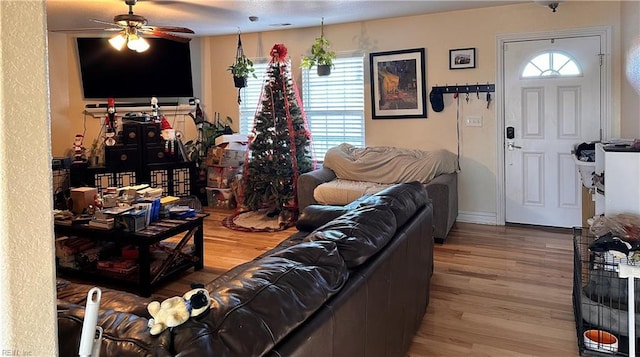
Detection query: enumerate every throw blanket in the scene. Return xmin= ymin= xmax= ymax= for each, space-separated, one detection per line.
xmin=323 ymin=143 xmax=458 ymax=184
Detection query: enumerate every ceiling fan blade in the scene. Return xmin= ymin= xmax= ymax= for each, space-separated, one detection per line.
xmin=89 ymin=19 xmax=123 ymax=28
xmin=49 ymin=27 xmax=118 ymax=33
xmin=140 ymin=29 xmax=192 ymax=43
xmin=144 ymin=25 xmax=194 ymax=34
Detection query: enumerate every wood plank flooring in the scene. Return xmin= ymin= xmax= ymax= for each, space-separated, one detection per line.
xmin=155 ymin=208 xmax=580 ymax=357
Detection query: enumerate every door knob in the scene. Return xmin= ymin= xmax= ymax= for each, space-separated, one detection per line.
xmin=507 ymin=141 xmax=522 ymax=151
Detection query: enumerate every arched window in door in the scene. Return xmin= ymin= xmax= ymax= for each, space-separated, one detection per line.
xmin=522 ymin=51 xmax=581 ymax=78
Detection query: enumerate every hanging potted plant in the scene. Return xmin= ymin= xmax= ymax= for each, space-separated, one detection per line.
xmin=227 ymin=31 xmax=256 ymax=89
xmin=301 ymin=18 xmax=336 ymax=76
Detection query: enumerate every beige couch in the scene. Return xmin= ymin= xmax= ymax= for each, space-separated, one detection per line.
xmin=298 ymin=144 xmax=458 ymax=242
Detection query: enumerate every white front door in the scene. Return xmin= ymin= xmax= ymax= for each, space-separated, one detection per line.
xmin=504 ymin=36 xmax=602 ymax=227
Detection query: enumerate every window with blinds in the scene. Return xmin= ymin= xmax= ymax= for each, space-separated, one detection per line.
xmin=302 ymin=56 xmax=365 ymax=161
xmin=238 ymin=56 xmax=365 ymax=161
xmin=238 ymin=61 xmax=269 ymax=135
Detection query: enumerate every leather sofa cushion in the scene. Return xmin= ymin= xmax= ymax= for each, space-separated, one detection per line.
xmin=358 ymin=181 xmax=428 ymax=227
xmin=171 ymin=240 xmax=348 ymax=356
xmin=57 ymin=279 xmax=151 ymax=318
xmin=305 ymin=204 xmax=398 ymax=268
xmin=313 ymin=178 xmax=391 ymax=205
xmin=57 ymin=301 xmax=172 ymax=357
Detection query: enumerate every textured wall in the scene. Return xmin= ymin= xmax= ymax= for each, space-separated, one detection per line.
xmin=0 ymin=1 xmax=58 ymax=355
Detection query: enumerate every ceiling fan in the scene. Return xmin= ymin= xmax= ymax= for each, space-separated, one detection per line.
xmin=89 ymin=0 xmax=194 ymax=52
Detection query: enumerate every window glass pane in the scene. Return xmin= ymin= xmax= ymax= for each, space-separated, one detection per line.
xmin=239 ymin=60 xmax=269 ymax=135
xmin=302 ymin=55 xmax=365 ymax=161
xmin=531 ymin=54 xmax=550 ymax=71
xmin=552 ymin=52 xmax=571 ymax=70
xmin=523 ymin=63 xmax=542 ymax=77
xmin=559 ymin=61 xmax=580 ymax=75
xmin=521 ymin=51 xmax=582 ymax=78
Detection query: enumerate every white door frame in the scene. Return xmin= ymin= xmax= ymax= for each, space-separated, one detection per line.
xmin=495 ymin=26 xmax=612 ymax=225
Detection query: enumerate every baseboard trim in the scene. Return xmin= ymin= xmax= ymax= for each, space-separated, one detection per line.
xmin=456 ymin=210 xmax=500 ymax=225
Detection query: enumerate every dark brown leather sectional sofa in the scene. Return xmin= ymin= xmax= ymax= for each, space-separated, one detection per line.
xmin=57 ymin=181 xmax=435 ymax=356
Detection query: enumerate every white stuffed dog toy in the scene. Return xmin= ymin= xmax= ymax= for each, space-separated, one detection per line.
xmin=147 ymin=283 xmax=212 ymax=335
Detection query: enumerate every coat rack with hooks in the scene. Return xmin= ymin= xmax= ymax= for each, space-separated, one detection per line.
xmin=432 ymin=83 xmax=495 ymax=95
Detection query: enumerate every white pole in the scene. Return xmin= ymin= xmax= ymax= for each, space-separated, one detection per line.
xmin=78 ymin=287 xmax=102 ymax=357
xmin=629 ymin=276 xmax=635 ymax=357
xmin=618 ymin=264 xmax=637 ymax=356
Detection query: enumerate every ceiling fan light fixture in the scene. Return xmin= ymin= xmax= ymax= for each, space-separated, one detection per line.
xmin=109 ymin=33 xmax=127 ymax=51
xmin=131 ymin=36 xmax=150 ymax=52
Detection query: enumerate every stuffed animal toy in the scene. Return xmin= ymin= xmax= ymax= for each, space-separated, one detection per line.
xmin=147 ymin=283 xmax=212 ymax=335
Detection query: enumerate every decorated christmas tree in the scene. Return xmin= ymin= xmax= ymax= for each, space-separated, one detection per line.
xmin=241 ymin=44 xmax=314 ymax=222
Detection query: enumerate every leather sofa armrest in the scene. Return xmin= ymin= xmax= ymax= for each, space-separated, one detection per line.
xmin=297 ymin=167 xmax=337 ymax=211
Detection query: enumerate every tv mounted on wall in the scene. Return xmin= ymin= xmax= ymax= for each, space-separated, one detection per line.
xmin=76 ymin=37 xmax=194 ymax=100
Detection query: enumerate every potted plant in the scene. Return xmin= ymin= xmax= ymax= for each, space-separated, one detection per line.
xmin=301 ymin=18 xmax=336 ymax=76
xmin=184 ymin=115 xmax=234 ymax=168
xmin=227 ymin=32 xmax=256 ymax=88
xmin=228 ymin=54 xmax=256 ymax=88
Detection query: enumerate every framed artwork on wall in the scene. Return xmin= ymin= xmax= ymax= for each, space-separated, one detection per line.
xmin=449 ymin=48 xmax=476 ymax=69
xmin=369 ymin=48 xmax=427 ymax=119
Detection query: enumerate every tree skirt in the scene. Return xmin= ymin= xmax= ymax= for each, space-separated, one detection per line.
xmin=222 ymin=209 xmax=295 ymax=232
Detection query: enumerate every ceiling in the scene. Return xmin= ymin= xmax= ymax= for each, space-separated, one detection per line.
xmin=46 ymin=0 xmax=529 ymax=37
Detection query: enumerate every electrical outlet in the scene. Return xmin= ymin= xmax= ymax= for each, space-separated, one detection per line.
xmin=465 ymin=115 xmax=482 ymax=127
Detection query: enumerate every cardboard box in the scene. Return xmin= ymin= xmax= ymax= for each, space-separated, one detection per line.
xmin=208 ymin=188 xmax=234 ymax=208
xmin=117 ymin=209 xmax=147 ymax=232
xmin=214 ymin=134 xmax=248 ymax=147
xmin=70 ymin=187 xmax=98 ymax=214
xmin=206 ymin=147 xmax=246 ymax=167
xmin=207 ymin=165 xmax=239 ymax=188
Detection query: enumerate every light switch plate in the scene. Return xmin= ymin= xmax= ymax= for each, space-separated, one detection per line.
xmin=465 ymin=115 xmax=482 ymax=127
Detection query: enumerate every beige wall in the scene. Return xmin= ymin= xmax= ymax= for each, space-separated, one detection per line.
xmin=1 ymin=0 xmax=58 ymax=354
xmin=202 ymin=1 xmax=623 ymax=221
xmin=49 ymin=1 xmax=625 ymax=222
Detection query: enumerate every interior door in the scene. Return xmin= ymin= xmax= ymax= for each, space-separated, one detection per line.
xmin=504 ymin=36 xmax=601 ymax=227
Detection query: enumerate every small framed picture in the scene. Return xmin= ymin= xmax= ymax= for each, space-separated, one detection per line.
xmin=449 ymin=48 xmax=476 ymax=70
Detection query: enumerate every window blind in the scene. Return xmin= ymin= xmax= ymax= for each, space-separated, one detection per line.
xmin=238 ymin=61 xmax=269 ymax=135
xmin=302 ymin=55 xmax=365 ymax=161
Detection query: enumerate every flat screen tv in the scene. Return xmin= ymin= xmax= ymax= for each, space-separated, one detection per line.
xmin=76 ymin=37 xmax=194 ymax=99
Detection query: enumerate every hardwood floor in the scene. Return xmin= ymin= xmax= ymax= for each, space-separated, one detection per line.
xmin=155 ymin=208 xmax=580 ymax=357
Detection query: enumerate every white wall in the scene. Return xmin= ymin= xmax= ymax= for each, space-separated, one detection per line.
xmin=0 ymin=1 xmax=58 ymax=355
xmin=621 ymin=1 xmax=640 ymax=138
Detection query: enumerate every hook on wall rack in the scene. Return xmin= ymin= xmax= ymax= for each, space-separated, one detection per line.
xmin=432 ymin=83 xmax=495 ymax=95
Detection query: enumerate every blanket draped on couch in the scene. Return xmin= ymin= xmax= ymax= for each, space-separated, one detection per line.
xmin=323 ymin=143 xmax=458 ymax=184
